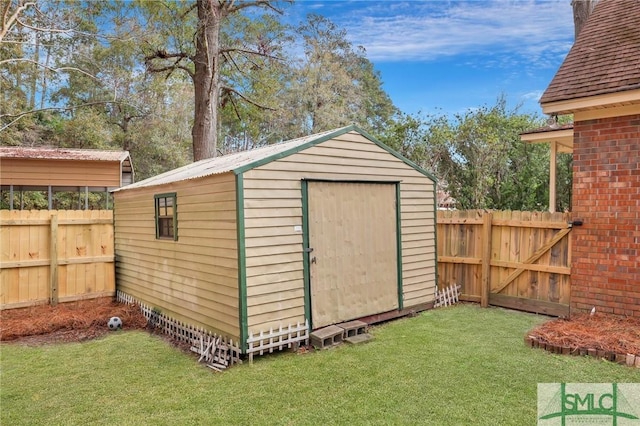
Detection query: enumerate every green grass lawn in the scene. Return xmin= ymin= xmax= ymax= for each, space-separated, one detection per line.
xmin=1 ymin=304 xmax=638 ymax=425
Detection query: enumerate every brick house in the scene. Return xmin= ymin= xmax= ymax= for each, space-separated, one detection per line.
xmin=531 ymin=0 xmax=639 ymax=317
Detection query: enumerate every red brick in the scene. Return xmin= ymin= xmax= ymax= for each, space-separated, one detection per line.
xmin=570 ymin=114 xmax=640 ymax=317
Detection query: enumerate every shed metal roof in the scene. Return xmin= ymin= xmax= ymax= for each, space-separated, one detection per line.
xmin=0 ymin=146 xmax=131 ymax=163
xmin=115 ymin=125 xmax=436 ymax=192
xmin=540 ymin=0 xmax=640 ymax=104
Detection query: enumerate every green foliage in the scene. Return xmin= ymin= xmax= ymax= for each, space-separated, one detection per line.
xmin=56 ymin=109 xmax=115 ymax=149
xmin=1 ymin=2 xmax=571 ymax=212
xmin=380 ymin=97 xmax=565 ymax=210
xmin=556 ymin=153 xmax=573 ymax=212
xmin=0 ymin=190 xmax=111 ymax=210
xmin=1 ymin=305 xmax=637 ymax=425
xmin=288 ymin=14 xmax=397 ymax=135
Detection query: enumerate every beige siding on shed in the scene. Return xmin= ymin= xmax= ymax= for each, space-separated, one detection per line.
xmin=114 ymin=173 xmax=240 ymax=339
xmin=243 ymin=131 xmax=436 ymax=333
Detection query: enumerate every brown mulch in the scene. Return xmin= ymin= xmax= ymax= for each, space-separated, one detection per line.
xmin=0 ymin=298 xmax=148 ymax=345
xmin=528 ymin=312 xmax=640 ymax=356
xmin=3 ymin=299 xmax=640 ymax=360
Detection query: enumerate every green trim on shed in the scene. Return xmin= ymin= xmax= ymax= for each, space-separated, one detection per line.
xmin=153 ymin=192 xmax=178 ymax=241
xmin=233 ymin=125 xmax=438 ymax=184
xmin=395 ymin=183 xmax=404 ymax=310
xmin=301 ymin=179 xmax=404 ymax=329
xmin=432 ymin=188 xmax=439 ymax=291
xmin=300 ymin=180 xmax=312 ymax=330
xmin=235 ymin=174 xmax=248 ymax=353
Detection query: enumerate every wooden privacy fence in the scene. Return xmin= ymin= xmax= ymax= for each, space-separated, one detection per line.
xmin=0 ymin=210 xmax=115 ymax=309
xmin=437 ymin=210 xmax=572 ymax=317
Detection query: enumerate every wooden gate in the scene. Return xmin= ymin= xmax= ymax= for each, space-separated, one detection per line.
xmin=306 ymin=181 xmax=398 ymax=328
xmin=437 ymin=210 xmax=571 ymax=317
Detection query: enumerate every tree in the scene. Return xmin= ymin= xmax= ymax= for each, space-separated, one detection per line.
xmin=142 ymin=0 xmax=290 ymax=161
xmin=217 ymin=11 xmax=293 ymax=152
xmin=0 ymin=1 xmax=100 ymax=136
xmin=380 ymin=98 xmax=563 ymax=210
xmin=288 ymin=14 xmax=396 ymax=135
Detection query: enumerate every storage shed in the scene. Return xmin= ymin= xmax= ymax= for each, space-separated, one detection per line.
xmin=113 ymin=125 xmax=437 ymax=354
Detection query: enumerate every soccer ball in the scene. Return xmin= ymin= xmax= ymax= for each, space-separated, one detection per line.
xmin=108 ymin=316 xmax=123 ymax=330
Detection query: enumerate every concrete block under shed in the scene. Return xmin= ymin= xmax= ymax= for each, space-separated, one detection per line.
xmin=310 ymin=325 xmax=344 ymax=349
xmin=338 ymin=320 xmax=368 ymax=338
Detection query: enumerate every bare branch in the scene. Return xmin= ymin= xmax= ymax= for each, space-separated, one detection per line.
xmin=221 ymin=85 xmax=276 ymax=111
xmin=144 ymin=49 xmax=191 ymax=63
xmin=220 ymin=46 xmax=282 ymax=62
xmin=0 ymin=58 xmax=100 ymax=81
xmin=144 ymin=48 xmax=195 ymax=79
xmin=227 ymin=0 xmax=289 ymax=15
xmin=146 ymin=61 xmax=195 ymax=80
xmin=222 ymin=51 xmax=244 ymax=75
xmin=0 ymin=1 xmax=36 ymax=42
xmin=226 ymin=90 xmax=243 ymax=121
xmin=15 ymin=17 xmax=73 ymax=35
xmin=179 ymin=2 xmax=197 ymax=19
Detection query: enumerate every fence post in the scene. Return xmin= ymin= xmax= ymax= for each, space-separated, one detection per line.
xmin=481 ymin=211 xmax=493 ymax=308
xmin=49 ymin=213 xmax=59 ymax=306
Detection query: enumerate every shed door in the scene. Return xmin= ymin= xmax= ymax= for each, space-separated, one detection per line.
xmin=308 ymin=181 xmax=398 ymax=328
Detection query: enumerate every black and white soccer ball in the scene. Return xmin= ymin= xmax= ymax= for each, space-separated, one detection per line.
xmin=108 ymin=316 xmax=123 ymax=330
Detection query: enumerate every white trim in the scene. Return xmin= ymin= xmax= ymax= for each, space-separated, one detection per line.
xmin=541 ymin=89 xmax=640 ymax=115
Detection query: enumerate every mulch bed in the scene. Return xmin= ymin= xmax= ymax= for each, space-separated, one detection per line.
xmin=526 ymin=312 xmax=640 ymax=367
xmin=3 ymin=300 xmax=640 ymax=369
xmin=0 ymin=298 xmax=148 ymax=345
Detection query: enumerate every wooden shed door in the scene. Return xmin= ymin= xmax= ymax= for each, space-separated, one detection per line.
xmin=307 ymin=181 xmax=398 ymax=328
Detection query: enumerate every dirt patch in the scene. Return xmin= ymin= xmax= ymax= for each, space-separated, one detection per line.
xmin=527 ymin=312 xmax=640 ymax=358
xmin=0 ymin=298 xmax=148 ymax=345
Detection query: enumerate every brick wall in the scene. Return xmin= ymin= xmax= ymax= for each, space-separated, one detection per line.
xmin=571 ymin=113 xmax=640 ymax=317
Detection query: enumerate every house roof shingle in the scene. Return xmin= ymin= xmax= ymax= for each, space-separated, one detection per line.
xmin=540 ymin=0 xmax=640 ymax=105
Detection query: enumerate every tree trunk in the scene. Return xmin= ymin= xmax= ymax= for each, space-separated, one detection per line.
xmin=572 ymin=0 xmax=598 ymax=39
xmin=192 ymin=0 xmax=221 ymax=161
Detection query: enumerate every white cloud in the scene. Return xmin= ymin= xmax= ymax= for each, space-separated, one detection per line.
xmin=521 ymin=90 xmax=544 ymax=101
xmin=315 ymin=0 xmax=575 ymax=65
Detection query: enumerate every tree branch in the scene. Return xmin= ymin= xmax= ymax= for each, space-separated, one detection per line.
xmin=0 ymin=1 xmax=36 ymax=42
xmin=0 ymin=58 xmax=100 ymax=81
xmin=144 ymin=49 xmax=194 ymax=79
xmin=227 ymin=0 xmax=289 ymax=15
xmin=219 ymin=46 xmax=282 ymax=62
xmin=221 ymin=85 xmax=276 ymax=111
xmin=15 ymin=17 xmax=73 ymax=36
xmin=179 ymin=2 xmax=197 ymax=19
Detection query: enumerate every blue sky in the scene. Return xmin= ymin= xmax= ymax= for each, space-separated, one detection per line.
xmin=284 ymin=0 xmax=575 ymax=118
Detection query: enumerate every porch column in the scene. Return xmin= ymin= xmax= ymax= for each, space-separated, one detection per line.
xmin=549 ymin=141 xmax=557 ymax=213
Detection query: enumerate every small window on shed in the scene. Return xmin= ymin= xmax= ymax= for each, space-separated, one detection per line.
xmin=155 ymin=193 xmax=177 ymax=240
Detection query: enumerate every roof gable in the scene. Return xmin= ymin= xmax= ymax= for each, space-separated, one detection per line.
xmin=116 ymin=125 xmax=435 ymax=191
xmin=540 ymin=0 xmax=640 ymax=105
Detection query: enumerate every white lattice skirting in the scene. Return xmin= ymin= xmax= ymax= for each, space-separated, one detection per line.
xmin=117 ymin=291 xmax=242 ymax=370
xmin=246 ymin=321 xmax=309 ymax=363
xmin=434 ymin=284 xmax=462 ymax=308
xmin=117 ymin=291 xmax=311 ymax=368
